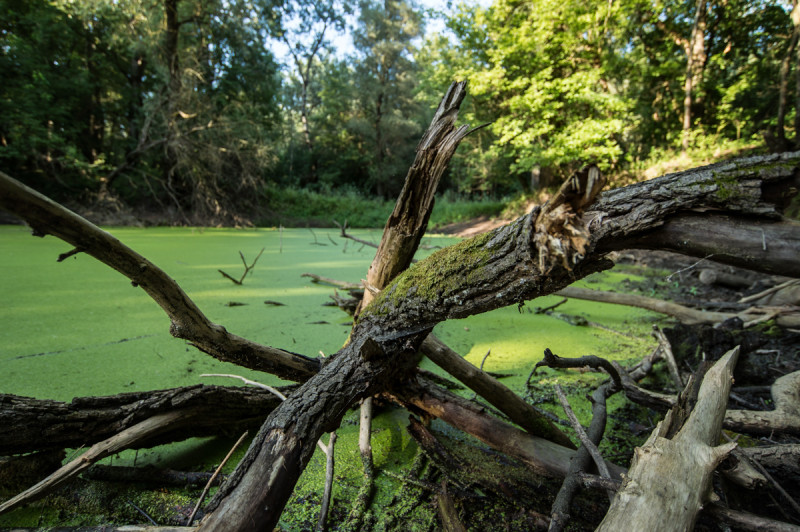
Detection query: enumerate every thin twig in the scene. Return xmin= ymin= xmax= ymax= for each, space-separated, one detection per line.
xmin=218 ymin=248 xmax=265 ymax=285
xmin=333 ymin=220 xmax=378 ymax=248
xmin=535 ymin=298 xmax=568 ymax=314
xmin=665 ymin=253 xmax=715 ymax=281
xmin=309 ymin=228 xmax=326 ymax=246
xmin=740 ymin=279 xmax=800 ymax=304
xmin=201 ymin=373 xmax=286 ymax=400
xmin=652 ymin=326 xmax=683 ymax=390
xmin=128 ymin=499 xmax=158 ymax=525
xmin=186 ymin=431 xmax=249 ymax=526
xmin=478 ymin=350 xmax=492 ymax=372
xmin=316 ymin=432 xmax=337 ymax=531
xmin=301 ymin=273 xmax=362 ymax=290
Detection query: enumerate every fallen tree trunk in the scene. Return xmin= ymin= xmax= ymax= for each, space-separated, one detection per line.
xmin=597 ymin=347 xmax=740 ymax=531
xmin=200 ymin=152 xmax=800 ymax=529
xmin=0 ymin=385 xmax=285 ymax=455
xmin=615 ymin=213 xmax=800 ymax=278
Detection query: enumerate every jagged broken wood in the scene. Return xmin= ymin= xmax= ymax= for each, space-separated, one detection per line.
xmin=596 ymin=346 xmax=741 ymax=531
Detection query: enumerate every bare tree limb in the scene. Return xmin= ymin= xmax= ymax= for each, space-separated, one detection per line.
xmin=0 ymin=171 xmax=320 ymax=382
xmin=0 ymin=410 xmax=191 ymax=515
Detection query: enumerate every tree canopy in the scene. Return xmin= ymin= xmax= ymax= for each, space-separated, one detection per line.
xmin=1 ymin=0 xmax=797 ymax=221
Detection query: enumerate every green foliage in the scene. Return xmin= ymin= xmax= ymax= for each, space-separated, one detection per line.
xmin=427 ymin=194 xmax=506 ymax=227
xmin=258 ymin=185 xmax=394 ymax=227
xmin=1 ymin=0 xmax=796 ymax=222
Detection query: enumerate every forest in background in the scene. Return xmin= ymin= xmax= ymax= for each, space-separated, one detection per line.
xmin=1 ymin=0 xmax=798 ymax=226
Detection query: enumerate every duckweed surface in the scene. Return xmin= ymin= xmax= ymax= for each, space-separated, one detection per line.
xmin=0 ymin=225 xmax=668 ymax=528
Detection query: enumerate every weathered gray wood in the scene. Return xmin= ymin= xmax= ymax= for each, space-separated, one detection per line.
xmin=725 ymin=370 xmax=800 ymax=435
xmin=596 ymin=347 xmax=740 ymax=532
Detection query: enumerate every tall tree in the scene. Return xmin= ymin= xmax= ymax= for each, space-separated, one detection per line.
xmin=277 ymin=0 xmax=349 ymax=185
xmin=455 ymin=0 xmax=632 ymax=187
xmin=351 ymin=0 xmax=424 ymax=198
xmin=682 ymin=0 xmax=708 ymax=153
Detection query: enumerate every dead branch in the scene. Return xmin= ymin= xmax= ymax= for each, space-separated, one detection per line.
xmin=725 ymin=370 xmax=800 ymax=435
xmin=218 ymin=248 xmax=265 ymax=285
xmin=302 ymin=272 xmax=363 ymax=290
xmin=334 ymin=220 xmax=379 ymax=249
xmin=421 ymin=334 xmax=574 ymax=448
xmin=82 ymin=464 xmax=225 ymax=488
xmin=0 ymin=410 xmax=191 ymax=515
xmin=316 ymin=432 xmax=337 ymax=531
xmin=187 ymin=430 xmax=249 ymax=526
xmin=536 ymin=350 xmax=621 ymax=532
xmin=553 ymin=384 xmax=612 ymax=488
xmin=603 ymin=212 xmax=800 ymax=278
xmin=557 ymin=285 xmax=800 ymax=328
xmin=0 ymin=386 xmax=285 ymax=455
xmin=0 ymin=171 xmax=319 ymax=382
xmin=356 ymin=80 xmax=473 ymax=316
xmin=345 ymin=81 xmax=476 ymax=520
xmin=653 ymin=326 xmax=685 ymax=389
xmin=624 ymin=369 xmax=800 ymax=436
xmin=597 ymin=346 xmax=740 ymax=531
xmin=740 ymin=444 xmax=800 ymax=478
xmin=394 ymin=376 xmax=625 ymax=480
xmin=706 ymin=502 xmax=800 ymax=532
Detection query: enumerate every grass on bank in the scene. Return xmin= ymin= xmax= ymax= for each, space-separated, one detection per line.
xmin=258 ymin=185 xmax=507 ymax=228
xmin=258 ymin=137 xmax=769 ymax=229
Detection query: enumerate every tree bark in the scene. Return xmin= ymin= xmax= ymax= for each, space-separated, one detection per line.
xmin=420 ymin=334 xmax=574 ymax=448
xmin=612 ymin=213 xmax=800 ymax=278
xmin=199 ymin=152 xmax=800 ymax=529
xmin=682 ymin=0 xmax=707 ymax=153
xmin=0 ymin=385 xmax=285 ymax=455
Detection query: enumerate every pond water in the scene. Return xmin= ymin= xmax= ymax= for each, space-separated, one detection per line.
xmin=0 ymin=225 xmax=659 ymax=402
xmin=0 ymin=224 xmax=664 ymax=528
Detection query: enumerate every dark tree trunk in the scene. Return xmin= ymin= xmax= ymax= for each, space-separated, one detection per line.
xmin=0 ymin=386 xmax=287 ymax=455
